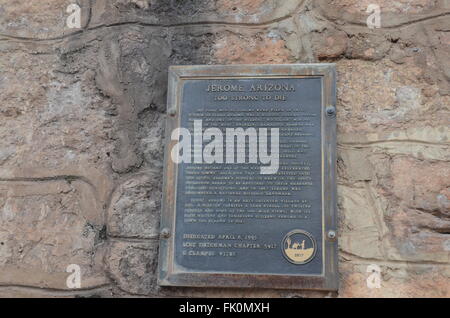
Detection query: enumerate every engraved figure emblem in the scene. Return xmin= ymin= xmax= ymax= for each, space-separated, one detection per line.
xmin=282 ymin=230 xmax=317 ymax=265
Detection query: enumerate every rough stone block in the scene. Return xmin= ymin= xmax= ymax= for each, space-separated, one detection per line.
xmin=338 ymin=186 xmax=385 ymax=259
xmin=106 ymin=240 xmax=159 ymax=295
xmin=0 ymin=0 xmax=90 ymax=39
xmin=214 ymin=32 xmax=294 ymax=64
xmin=0 ymin=179 xmax=108 ymax=289
xmin=391 ymin=157 xmax=449 ymax=212
xmin=90 ymin=0 xmax=304 ymax=26
xmin=108 ymin=171 xmax=162 ymax=239
xmin=339 ymin=260 xmax=450 ymax=297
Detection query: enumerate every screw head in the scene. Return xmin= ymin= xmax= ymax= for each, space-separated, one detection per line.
xmin=327 ymin=230 xmax=336 ymax=240
xmin=160 ymin=228 xmax=170 ymax=239
xmin=168 ymin=108 xmax=177 ymax=117
xmin=326 ymin=106 xmax=336 ymax=117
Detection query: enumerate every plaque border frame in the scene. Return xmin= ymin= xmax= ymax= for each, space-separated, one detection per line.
xmin=158 ymin=64 xmax=338 ymax=291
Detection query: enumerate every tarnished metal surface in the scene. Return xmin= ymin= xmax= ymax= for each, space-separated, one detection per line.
xmin=158 ymin=64 xmax=338 ymax=290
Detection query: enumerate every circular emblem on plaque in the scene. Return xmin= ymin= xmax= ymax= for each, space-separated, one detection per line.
xmin=282 ymin=230 xmax=317 ymax=265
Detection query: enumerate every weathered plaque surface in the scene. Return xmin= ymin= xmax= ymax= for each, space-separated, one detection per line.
xmin=158 ymin=64 xmax=338 ymax=290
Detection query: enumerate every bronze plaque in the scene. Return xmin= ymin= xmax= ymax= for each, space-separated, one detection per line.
xmin=158 ymin=64 xmax=338 ymax=290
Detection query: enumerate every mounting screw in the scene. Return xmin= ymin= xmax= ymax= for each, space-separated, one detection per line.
xmin=160 ymin=228 xmax=170 ymax=239
xmin=168 ymin=108 xmax=177 ymax=117
xmin=326 ymin=106 xmax=336 ymax=117
xmin=327 ymin=230 xmax=336 ymax=240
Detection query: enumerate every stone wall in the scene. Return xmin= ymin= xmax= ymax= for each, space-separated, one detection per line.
xmin=0 ymin=0 xmax=449 ymax=297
